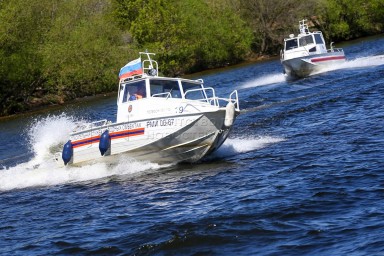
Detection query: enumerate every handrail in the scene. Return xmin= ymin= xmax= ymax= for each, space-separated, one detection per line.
xmin=327 ymin=48 xmax=343 ymax=53
xmin=184 ymin=87 xmax=216 ymax=99
xmin=71 ymin=119 xmax=109 ymax=134
xmin=214 ymin=90 xmax=239 ymax=110
xmin=152 ymin=92 xmax=172 ymax=98
xmin=183 ymin=87 xmax=239 ymax=110
xmin=229 ymin=90 xmax=240 ymax=110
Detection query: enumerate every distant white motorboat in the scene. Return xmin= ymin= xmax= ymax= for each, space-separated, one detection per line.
xmin=55 ymin=52 xmax=240 ymax=166
xmin=280 ymin=19 xmax=346 ymax=78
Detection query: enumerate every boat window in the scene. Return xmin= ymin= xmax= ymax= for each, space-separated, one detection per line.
xmin=122 ymin=80 xmax=146 ymax=102
xmin=150 ymin=79 xmax=181 ymax=98
xmin=299 ymin=35 xmax=314 ymax=47
xmin=182 ymin=81 xmax=206 ymax=100
xmin=285 ymin=39 xmax=298 ymax=50
xmin=314 ymin=34 xmax=324 ymax=44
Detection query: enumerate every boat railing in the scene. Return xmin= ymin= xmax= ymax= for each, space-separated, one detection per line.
xmin=184 ymin=88 xmax=239 ymax=110
xmin=184 ymin=87 xmax=218 ymax=105
xmin=327 ymin=48 xmax=343 ymax=53
xmin=71 ymin=119 xmax=109 ymax=134
xmin=215 ymin=90 xmax=239 ymax=110
xmin=229 ymin=90 xmax=240 ymax=110
xmin=136 ymin=80 xmax=238 ymax=109
xmin=328 ymin=42 xmax=343 ymax=53
xmin=152 ymin=92 xmax=172 ymax=98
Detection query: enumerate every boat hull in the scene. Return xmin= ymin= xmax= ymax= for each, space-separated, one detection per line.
xmin=58 ymin=109 xmax=237 ymax=166
xmin=282 ymin=52 xmax=345 ymax=78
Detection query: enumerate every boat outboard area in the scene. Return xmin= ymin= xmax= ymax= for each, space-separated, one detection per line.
xmin=280 ymin=19 xmax=346 ymax=78
xmin=56 ymin=52 xmax=240 ymax=167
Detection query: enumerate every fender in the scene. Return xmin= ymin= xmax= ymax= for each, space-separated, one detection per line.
xmin=62 ymin=140 xmax=73 ymax=165
xmin=99 ymin=130 xmax=111 ymax=156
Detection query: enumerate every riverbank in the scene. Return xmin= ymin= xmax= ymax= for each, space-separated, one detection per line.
xmin=0 ymin=54 xmax=277 ymax=121
xmin=0 ymin=92 xmax=116 ymax=121
xmin=2 ymin=31 xmax=382 ymax=121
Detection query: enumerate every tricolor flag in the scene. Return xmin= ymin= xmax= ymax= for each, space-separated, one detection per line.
xmin=119 ymin=58 xmax=142 ymax=79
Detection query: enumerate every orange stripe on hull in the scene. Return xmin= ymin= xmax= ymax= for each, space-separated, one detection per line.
xmin=311 ymin=56 xmax=345 ymax=63
xmin=71 ymin=128 xmax=145 ymax=148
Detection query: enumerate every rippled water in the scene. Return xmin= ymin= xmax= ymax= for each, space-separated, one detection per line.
xmin=1 ymin=35 xmax=384 ymax=255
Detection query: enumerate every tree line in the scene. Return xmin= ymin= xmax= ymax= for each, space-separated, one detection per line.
xmin=0 ymin=0 xmax=383 ymax=116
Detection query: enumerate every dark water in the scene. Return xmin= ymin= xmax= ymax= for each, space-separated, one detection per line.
xmin=1 ymin=36 xmax=384 ymax=255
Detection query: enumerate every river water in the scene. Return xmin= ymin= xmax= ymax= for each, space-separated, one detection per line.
xmin=1 ymin=36 xmax=384 ymax=255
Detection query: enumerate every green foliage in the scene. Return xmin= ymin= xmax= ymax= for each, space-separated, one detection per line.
xmin=40 ymin=0 xmax=123 ymax=98
xmin=0 ymin=0 xmax=383 ymax=116
xmin=0 ymin=0 xmax=44 ymax=113
xmin=178 ymin=0 xmax=252 ymax=72
xmin=238 ymin=0 xmax=323 ymax=54
xmin=0 ymin=0 xmax=129 ymax=115
xmin=114 ymin=0 xmax=252 ymax=75
xmin=318 ymin=0 xmax=384 ymax=41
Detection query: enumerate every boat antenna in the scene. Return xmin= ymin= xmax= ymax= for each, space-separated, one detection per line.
xmin=146 ymin=50 xmax=154 ymax=69
xmin=299 ymin=19 xmax=309 ymax=34
xmin=139 ymin=50 xmax=157 ymax=76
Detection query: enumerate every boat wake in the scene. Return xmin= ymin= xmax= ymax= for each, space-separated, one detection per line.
xmin=313 ymin=54 xmax=384 ymax=75
xmin=340 ymin=54 xmax=384 ymax=69
xmin=0 ymin=157 xmax=163 ymax=192
xmin=0 ymin=114 xmax=164 ymax=192
xmin=211 ymin=135 xmax=285 ymax=159
xmin=0 ymin=114 xmax=283 ymax=192
xmin=239 ymin=73 xmax=286 ymax=89
xmin=236 ymin=55 xmax=384 ymax=89
xmin=238 ymin=54 xmax=384 ymax=88
xmin=27 ymin=114 xmax=78 ymax=166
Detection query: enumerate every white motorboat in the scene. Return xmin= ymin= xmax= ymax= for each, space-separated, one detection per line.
xmin=56 ymin=52 xmax=240 ymax=166
xmin=280 ymin=19 xmax=346 ymax=78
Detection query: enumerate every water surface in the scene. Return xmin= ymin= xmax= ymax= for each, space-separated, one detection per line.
xmin=1 ymin=35 xmax=384 ymax=255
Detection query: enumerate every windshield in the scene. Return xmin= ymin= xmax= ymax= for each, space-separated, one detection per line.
xmin=122 ymin=80 xmax=146 ymax=102
xmin=150 ymin=79 xmax=181 ymax=98
xmin=299 ymin=35 xmax=314 ymax=47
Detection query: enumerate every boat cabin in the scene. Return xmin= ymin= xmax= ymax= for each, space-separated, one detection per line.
xmin=284 ymin=32 xmax=326 ymax=52
xmin=115 ymin=52 xmax=216 ymax=123
xmin=118 ymin=76 xmax=209 ymax=103
xmin=283 ymin=20 xmax=328 ymax=56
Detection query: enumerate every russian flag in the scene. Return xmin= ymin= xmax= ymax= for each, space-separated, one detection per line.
xmin=119 ymin=58 xmax=142 ymax=79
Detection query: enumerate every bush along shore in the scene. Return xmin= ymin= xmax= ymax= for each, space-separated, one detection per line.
xmin=0 ymin=0 xmax=383 ymax=117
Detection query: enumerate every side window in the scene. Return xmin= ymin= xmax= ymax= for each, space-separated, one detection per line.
xmin=122 ymin=84 xmax=129 ymax=103
xmin=314 ymin=34 xmax=324 ymax=44
xmin=122 ymin=80 xmax=146 ymax=102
